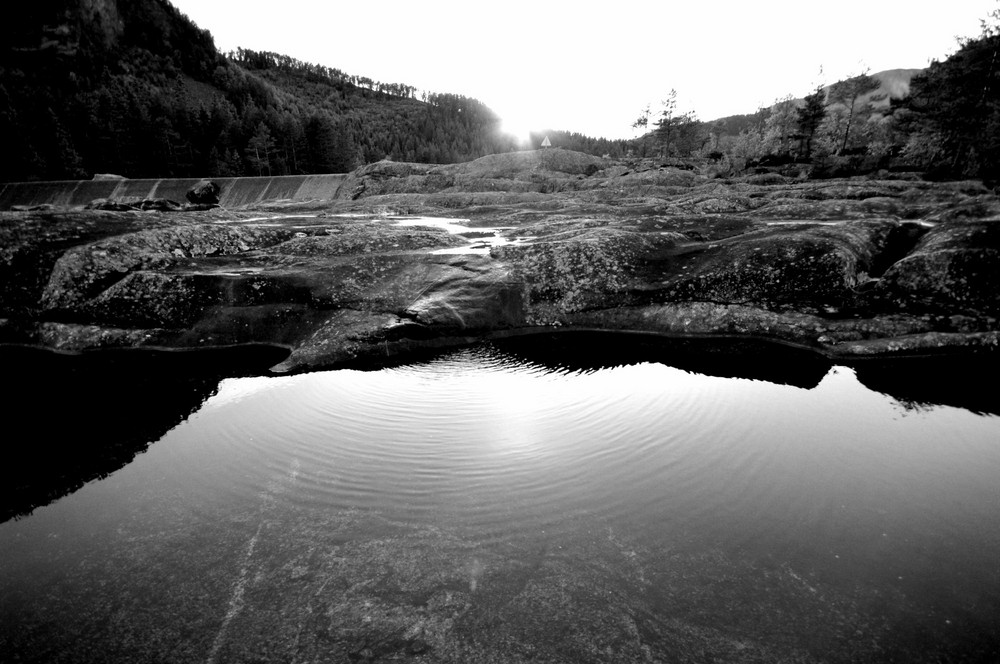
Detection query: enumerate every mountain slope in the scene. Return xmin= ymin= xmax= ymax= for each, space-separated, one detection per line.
xmin=870 ymin=68 xmax=923 ymax=102
xmin=0 ymin=0 xmax=517 ymax=181
xmin=708 ymin=68 xmax=923 ymax=127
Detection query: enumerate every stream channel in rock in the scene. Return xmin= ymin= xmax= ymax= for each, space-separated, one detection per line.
xmin=1 ymin=333 xmax=998 ymax=663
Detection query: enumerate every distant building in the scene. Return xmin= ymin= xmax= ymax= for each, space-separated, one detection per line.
xmin=541 ymin=136 xmax=551 ymax=148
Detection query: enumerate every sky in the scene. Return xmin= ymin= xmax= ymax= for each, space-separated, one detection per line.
xmin=169 ymin=0 xmax=997 ymax=141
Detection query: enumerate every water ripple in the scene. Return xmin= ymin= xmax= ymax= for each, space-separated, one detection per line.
xmin=184 ymin=346 xmax=752 ymax=529
xmin=157 ymin=343 xmax=1000 ymax=546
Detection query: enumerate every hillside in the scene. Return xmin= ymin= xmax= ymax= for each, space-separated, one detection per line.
xmin=7 ymin=1 xmax=1000 ymax=184
xmin=707 ymin=68 xmax=922 ymax=130
xmin=231 ymin=49 xmax=517 ymax=166
xmin=869 ymin=68 xmax=923 ymax=104
xmin=0 ymin=0 xmax=519 ymax=181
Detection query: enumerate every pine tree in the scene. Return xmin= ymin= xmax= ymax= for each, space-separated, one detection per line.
xmin=795 ymin=86 xmax=826 ymax=160
xmin=653 ymin=90 xmax=698 ymax=158
xmin=245 ymin=122 xmax=275 ymax=176
xmin=632 ymin=104 xmax=651 ymax=156
xmin=826 ymin=72 xmax=884 ymax=154
xmin=762 ymin=96 xmax=798 ymax=156
xmin=903 ymin=16 xmax=1000 ymax=179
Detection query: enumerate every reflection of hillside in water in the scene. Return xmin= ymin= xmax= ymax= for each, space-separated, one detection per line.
xmin=1 ymin=344 xmax=289 ymax=523
xmin=3 ymin=334 xmax=995 ymax=523
xmin=488 ymin=331 xmax=1000 ymax=416
xmin=850 ymin=353 xmax=1000 ymax=417
xmin=489 ymin=332 xmax=831 ymax=387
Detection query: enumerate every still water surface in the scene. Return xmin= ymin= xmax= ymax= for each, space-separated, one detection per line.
xmin=2 ymin=339 xmax=999 ymax=662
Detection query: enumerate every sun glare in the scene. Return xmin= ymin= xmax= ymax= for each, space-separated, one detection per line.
xmin=499 ymin=111 xmax=536 ymax=148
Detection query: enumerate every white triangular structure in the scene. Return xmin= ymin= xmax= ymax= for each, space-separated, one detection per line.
xmin=541 ymin=136 xmax=551 ymax=148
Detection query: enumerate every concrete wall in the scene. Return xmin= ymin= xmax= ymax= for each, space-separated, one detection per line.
xmin=0 ymin=174 xmax=351 ymax=210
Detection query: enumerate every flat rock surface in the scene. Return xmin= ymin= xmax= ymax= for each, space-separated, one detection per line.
xmin=1 ymin=150 xmax=998 ymax=372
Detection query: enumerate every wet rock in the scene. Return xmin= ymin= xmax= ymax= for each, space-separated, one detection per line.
xmin=654 ymin=220 xmax=897 ymax=313
xmin=40 ymin=224 xmax=297 ymax=311
xmin=495 ymin=228 xmax=675 ymax=314
xmin=271 ymin=222 xmax=464 ymax=256
xmin=404 ymin=260 xmax=524 ymax=329
xmin=83 ymin=271 xmax=224 ymax=327
xmin=2 ymin=153 xmax=999 ymax=370
xmin=876 ymin=219 xmax=1000 ymax=315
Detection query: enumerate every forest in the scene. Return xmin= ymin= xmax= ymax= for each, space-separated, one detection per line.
xmin=0 ymin=0 xmax=529 ymax=181
xmin=636 ymin=12 xmax=1000 ymax=183
xmin=2 ymin=1 xmax=1000 ymax=184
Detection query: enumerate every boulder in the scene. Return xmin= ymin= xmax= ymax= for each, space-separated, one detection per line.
xmin=185 ymin=180 xmax=221 ymax=205
xmin=85 ymin=197 xmax=140 ymax=211
xmin=139 ymin=198 xmax=182 ymax=212
xmin=84 ymin=196 xmax=181 ymax=211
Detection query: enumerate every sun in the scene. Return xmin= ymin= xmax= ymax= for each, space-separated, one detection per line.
xmin=499 ymin=110 xmax=536 ymax=148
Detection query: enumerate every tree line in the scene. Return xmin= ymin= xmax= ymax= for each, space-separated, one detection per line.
xmin=228 ymin=48 xmax=421 ymax=101
xmin=0 ymin=0 xmax=546 ymax=182
xmin=7 ymin=1 xmax=998 ymax=184
xmin=632 ymin=10 xmax=1000 ymax=183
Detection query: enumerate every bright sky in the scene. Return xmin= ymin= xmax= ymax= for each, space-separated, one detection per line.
xmin=169 ymin=0 xmax=997 ymax=141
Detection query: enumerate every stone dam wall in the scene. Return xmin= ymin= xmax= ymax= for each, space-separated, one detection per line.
xmin=0 ymin=174 xmax=350 ymax=210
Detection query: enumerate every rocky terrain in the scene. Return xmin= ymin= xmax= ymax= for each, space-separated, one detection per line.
xmin=1 ymin=148 xmax=998 ymax=374
xmin=3 ymin=149 xmax=1000 ymax=664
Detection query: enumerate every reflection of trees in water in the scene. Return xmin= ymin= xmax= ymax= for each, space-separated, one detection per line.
xmin=889 ymin=399 xmax=936 ymax=416
xmin=0 ymin=345 xmax=288 ymax=523
xmin=4 ymin=335 xmax=994 ymax=523
xmin=851 ymin=352 xmax=1000 ymax=417
xmin=489 ymin=332 xmax=831 ymax=389
xmin=488 ymin=331 xmax=999 ymax=416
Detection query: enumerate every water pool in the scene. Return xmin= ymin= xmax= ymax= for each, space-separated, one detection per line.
xmin=2 ymin=335 xmax=998 ymax=662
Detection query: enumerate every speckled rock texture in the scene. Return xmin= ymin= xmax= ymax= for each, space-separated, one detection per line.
xmin=1 ymin=150 xmax=998 ymax=372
